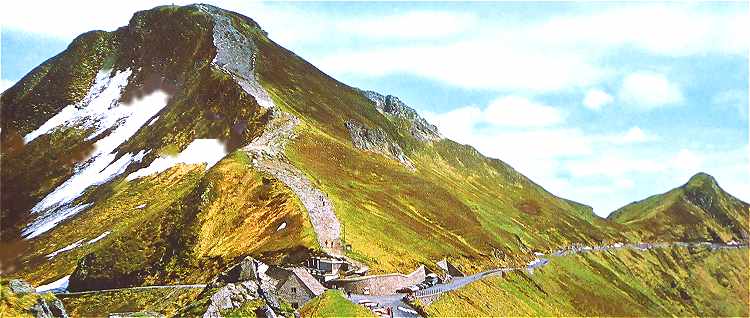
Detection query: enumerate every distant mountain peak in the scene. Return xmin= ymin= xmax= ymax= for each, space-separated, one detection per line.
xmin=609 ymin=173 xmax=749 ymax=242
xmin=685 ymin=172 xmax=718 ymax=189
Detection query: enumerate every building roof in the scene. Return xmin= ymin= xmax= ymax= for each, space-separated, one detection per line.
xmin=289 ymin=267 xmax=326 ymax=296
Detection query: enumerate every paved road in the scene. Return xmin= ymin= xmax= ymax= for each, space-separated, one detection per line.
xmin=350 ymin=293 xmax=419 ymax=318
xmin=350 ymin=241 xmax=747 ymax=317
xmin=49 ymin=240 xmax=745 ymax=317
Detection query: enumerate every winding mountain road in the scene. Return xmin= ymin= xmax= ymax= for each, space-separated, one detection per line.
xmin=349 ymin=240 xmax=747 ymax=318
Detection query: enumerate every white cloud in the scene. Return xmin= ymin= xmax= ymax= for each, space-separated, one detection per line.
xmin=313 ymin=4 xmax=746 ymax=92
xmin=672 ymin=149 xmax=704 ymax=172
xmin=337 ymin=11 xmax=477 ymax=39
xmin=532 ymin=4 xmax=748 ymax=57
xmin=0 ymin=79 xmax=16 ymax=93
xmin=608 ymin=126 xmax=656 ymax=144
xmin=484 ymin=96 xmax=564 ymax=127
xmin=423 ymin=106 xmax=482 ymax=143
xmin=315 ymin=42 xmax=609 ymax=92
xmin=582 ymin=89 xmax=614 ymax=110
xmin=565 ymin=156 xmax=666 ymax=178
xmin=614 ymin=178 xmax=635 ymax=189
xmin=712 ymin=89 xmax=748 ymax=120
xmin=619 ymin=71 xmax=684 ymax=109
xmin=423 ymin=95 xmax=564 ymax=142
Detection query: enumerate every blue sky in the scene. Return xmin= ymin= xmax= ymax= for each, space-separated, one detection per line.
xmin=1 ymin=1 xmax=748 ymax=216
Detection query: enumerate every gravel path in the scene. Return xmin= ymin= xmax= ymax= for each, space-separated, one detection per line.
xmin=197 ymin=4 xmax=345 ymax=257
xmin=243 ymin=110 xmax=343 ymax=256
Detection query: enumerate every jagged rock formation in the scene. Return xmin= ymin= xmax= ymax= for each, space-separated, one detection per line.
xmin=30 ymin=297 xmax=69 ymax=318
xmin=202 ymin=281 xmax=263 ymax=317
xmin=345 ymin=119 xmax=415 ymax=170
xmin=360 ymin=90 xmax=442 ymax=142
xmin=197 ymin=4 xmax=273 ymax=108
xmin=192 ymin=257 xmax=283 ymax=317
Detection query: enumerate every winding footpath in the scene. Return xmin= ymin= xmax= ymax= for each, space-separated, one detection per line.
xmin=241 ymin=110 xmax=343 ymax=257
xmin=200 ymin=3 xmax=344 ymax=257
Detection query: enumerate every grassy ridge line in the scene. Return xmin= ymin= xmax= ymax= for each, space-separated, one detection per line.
xmin=425 ymin=246 xmax=749 ymax=317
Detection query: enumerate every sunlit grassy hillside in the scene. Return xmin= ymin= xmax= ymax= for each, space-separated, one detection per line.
xmin=427 ymin=247 xmax=749 ymax=316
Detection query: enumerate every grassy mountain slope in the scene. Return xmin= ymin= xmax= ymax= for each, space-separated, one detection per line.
xmin=0 ymin=4 xmax=629 ymax=288
xmin=427 ymin=247 xmax=749 ymax=316
xmin=59 ymin=287 xmax=201 ymax=317
xmin=2 ymin=4 xmax=745 ymax=298
xmin=252 ymin=20 xmax=626 ymax=273
xmin=1 ymin=6 xmax=316 ymax=288
xmin=609 ymin=173 xmax=749 ymax=242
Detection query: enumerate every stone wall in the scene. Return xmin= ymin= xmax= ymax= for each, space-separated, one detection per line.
xmin=277 ymin=275 xmax=314 ymax=309
xmin=329 ymin=266 xmax=426 ymax=296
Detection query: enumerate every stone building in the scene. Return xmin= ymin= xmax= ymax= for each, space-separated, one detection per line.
xmin=272 ymin=267 xmax=326 ymax=309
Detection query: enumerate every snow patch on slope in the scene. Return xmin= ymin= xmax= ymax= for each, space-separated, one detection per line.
xmin=36 ymin=275 xmax=70 ymax=293
xmin=87 ymin=230 xmax=111 ymax=244
xmin=126 ymin=139 xmax=227 ymax=181
xmin=24 ymin=69 xmax=132 ymax=144
xmin=46 ymin=240 xmax=84 ymax=259
xmin=24 ymin=203 xmax=92 ymax=239
xmin=45 ymin=230 xmax=111 ymax=259
xmin=23 ymin=69 xmax=171 ymax=239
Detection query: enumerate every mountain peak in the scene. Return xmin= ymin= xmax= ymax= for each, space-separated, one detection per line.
xmin=610 ymin=172 xmax=748 ymax=242
xmin=685 ymin=172 xmax=717 ymax=189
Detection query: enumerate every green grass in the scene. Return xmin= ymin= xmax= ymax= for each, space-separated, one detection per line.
xmin=249 ymin=23 xmax=630 ymax=274
xmin=426 ymin=247 xmax=749 ymax=317
xmin=59 ymin=287 xmax=202 ymax=317
xmin=0 ymin=279 xmax=38 ymax=318
xmin=299 ymin=290 xmax=374 ymax=318
xmin=609 ymin=173 xmax=749 ymax=243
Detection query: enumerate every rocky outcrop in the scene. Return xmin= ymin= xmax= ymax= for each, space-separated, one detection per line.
xmin=345 ymin=119 xmax=415 ymax=171
xmin=30 ymin=296 xmax=69 ymax=318
xmin=361 ymin=90 xmax=442 ymax=142
xmin=2 ymin=279 xmax=69 ymax=318
xmin=197 ymin=4 xmax=274 ymax=109
xmin=201 ymin=257 xmax=281 ymax=318
xmin=9 ymin=279 xmax=34 ymax=294
xmin=203 ymin=281 xmax=263 ymax=317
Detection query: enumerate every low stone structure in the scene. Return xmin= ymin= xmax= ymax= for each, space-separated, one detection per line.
xmin=329 ymin=265 xmax=426 ymax=296
xmin=272 ymin=267 xmax=326 ymax=309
